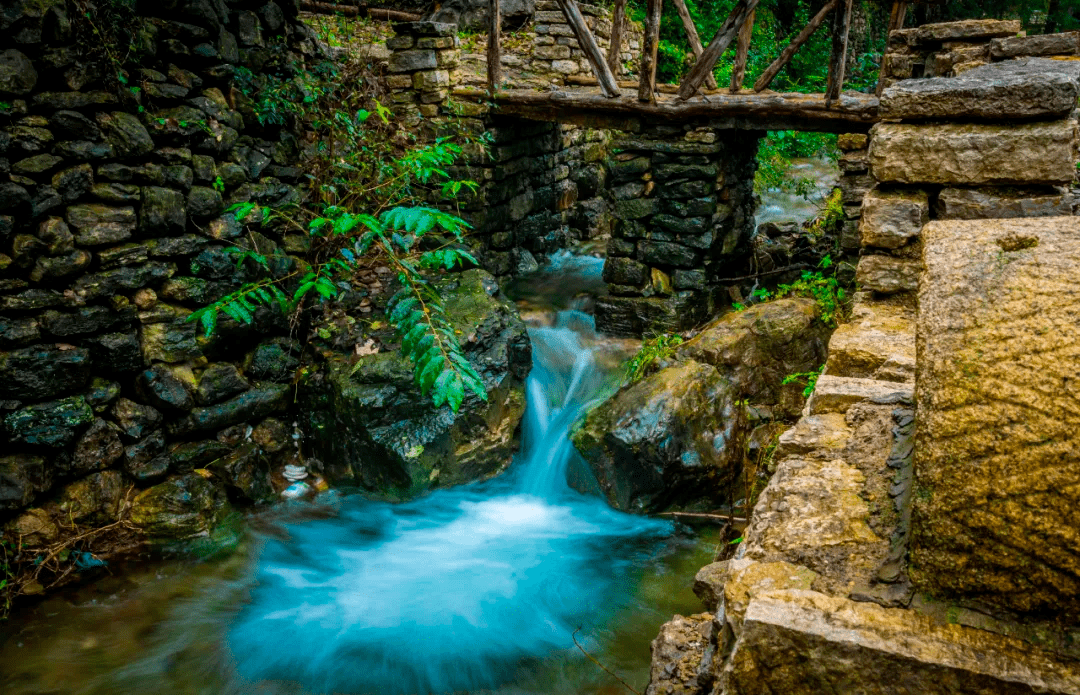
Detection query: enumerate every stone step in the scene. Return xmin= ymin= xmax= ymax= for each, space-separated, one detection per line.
xmin=806 ymin=375 xmax=913 ymax=415
xmin=825 ymin=301 xmax=915 ymax=382
xmin=774 ymin=413 xmax=851 ymax=460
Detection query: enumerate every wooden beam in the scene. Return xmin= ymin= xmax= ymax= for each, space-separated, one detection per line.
xmin=753 ymin=0 xmax=837 ymax=93
xmin=729 ymin=9 xmax=755 ymax=92
xmin=452 ymin=85 xmax=881 ymax=132
xmin=677 ymin=0 xmax=759 ymax=101
xmin=606 ymin=0 xmax=628 ymax=76
xmin=555 ymin=0 xmax=621 ymax=98
xmin=825 ymin=0 xmax=853 ymax=107
xmin=875 ymin=1 xmax=907 ymax=96
xmin=487 ymin=0 xmax=501 ymax=92
xmin=670 ymin=0 xmax=717 ymax=90
xmin=638 ymin=0 xmax=662 ymax=103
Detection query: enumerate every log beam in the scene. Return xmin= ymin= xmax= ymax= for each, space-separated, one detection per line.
xmin=639 ymin=0 xmax=663 ymax=102
xmin=671 ymin=0 xmax=717 ymax=91
xmin=729 ymin=9 xmax=755 ymax=92
xmin=487 ymin=0 xmax=501 ymax=92
xmin=677 ymin=0 xmax=759 ymax=101
xmin=556 ymin=0 xmax=621 ymax=98
xmin=606 ymin=0 xmax=628 ymax=76
xmin=753 ymin=0 xmax=837 ymax=92
xmin=825 ymin=0 xmax=853 ymax=107
xmin=875 ymin=1 xmax=907 ymax=96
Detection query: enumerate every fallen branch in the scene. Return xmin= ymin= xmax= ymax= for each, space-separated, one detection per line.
xmin=713 ymin=263 xmax=812 ymax=282
xmin=368 ymin=7 xmax=422 ymax=21
xmin=572 ymin=627 xmax=642 ymax=695
xmin=302 ymin=1 xmax=360 ymax=16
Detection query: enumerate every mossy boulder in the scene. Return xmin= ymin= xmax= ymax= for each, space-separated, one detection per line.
xmin=130 ymin=473 xmax=230 ymax=539
xmin=301 ymin=269 xmax=531 ymax=497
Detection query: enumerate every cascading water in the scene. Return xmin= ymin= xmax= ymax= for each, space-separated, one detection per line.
xmin=1 ymin=253 xmax=719 ymax=695
xmin=224 ymin=311 xmax=672 ymax=694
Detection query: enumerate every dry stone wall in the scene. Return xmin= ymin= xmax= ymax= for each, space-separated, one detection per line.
xmin=0 ymin=0 xmax=321 ymax=540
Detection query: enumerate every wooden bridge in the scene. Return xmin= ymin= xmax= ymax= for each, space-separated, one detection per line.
xmin=476 ymin=0 xmax=913 ymax=131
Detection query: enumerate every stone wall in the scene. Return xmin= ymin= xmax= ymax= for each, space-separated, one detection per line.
xmin=596 ymin=127 xmax=760 ymax=337
xmin=0 ymin=0 xmax=320 ymax=541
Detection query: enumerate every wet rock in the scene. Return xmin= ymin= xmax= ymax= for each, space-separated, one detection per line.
xmin=5 ymin=395 xmax=94 ymax=447
xmin=139 ymin=186 xmax=186 ymax=235
xmin=50 ymin=110 xmax=101 ymax=140
xmin=65 ymin=203 xmax=136 ymax=245
xmin=140 ymin=318 xmax=201 ymax=363
xmin=30 ymin=248 xmax=93 ymax=281
xmin=169 ymin=383 xmax=289 ymax=435
xmin=0 ymin=344 xmax=91 ymax=400
xmin=72 ymin=417 xmax=124 ymax=473
xmin=41 ymin=305 xmax=120 ymax=337
xmin=571 ymin=360 xmax=744 ymax=513
xmin=246 ymin=338 xmax=300 ymax=382
xmin=0 ymin=49 xmax=37 ymax=95
xmin=0 ymin=317 xmax=41 ymax=348
xmin=84 ymin=377 xmax=121 ymax=411
xmin=187 ymin=185 xmax=223 ymax=219
xmin=136 ymin=364 xmax=194 ymax=412
xmin=111 ymin=398 xmax=164 ymax=440
xmin=168 ymin=439 xmax=230 ymax=473
xmin=0 ymin=454 xmax=48 ymax=512
xmin=869 ymin=121 xmax=1078 ymax=186
xmin=84 ymin=330 xmax=143 ymax=373
xmin=121 ymin=427 xmax=163 ymax=476
xmin=196 ymin=363 xmax=250 ymax=405
xmin=3 ymin=508 xmax=59 ymax=546
xmin=301 ymin=269 xmax=530 ymax=494
xmin=51 ymin=164 xmax=93 ymax=202
xmin=644 ymin=613 xmax=716 ymax=695
xmin=217 ymin=441 xmax=273 ymax=503
xmin=50 ymin=470 xmax=123 ymax=525
xmin=97 ymin=111 xmax=154 ymax=157
xmin=693 ymin=562 xmax=731 ymax=610
xmin=73 ymin=262 xmax=177 ymax=299
xmin=602 ymin=256 xmax=649 ymax=287
xmin=251 ymin=417 xmax=288 ymax=453
xmin=130 ymin=473 xmax=230 ymax=539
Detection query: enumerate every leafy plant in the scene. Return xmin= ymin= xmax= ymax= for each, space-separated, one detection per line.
xmin=623 ymin=333 xmax=685 ymax=383
xmin=782 ymin=363 xmax=824 ymax=398
xmin=774 ymin=257 xmax=848 ymax=326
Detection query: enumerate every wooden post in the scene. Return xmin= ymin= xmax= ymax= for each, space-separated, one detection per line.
xmin=676 ymin=0 xmax=759 ymax=101
xmin=670 ymin=0 xmax=717 ymax=90
xmin=487 ymin=0 xmax=501 ymax=92
xmin=606 ymin=0 xmax=627 ymax=76
xmin=753 ymin=0 xmax=837 ymax=92
xmin=825 ymin=0 xmax=853 ymax=107
xmin=556 ymin=0 xmax=621 ymax=98
xmin=729 ymin=9 xmax=755 ymax=92
xmin=875 ymin=1 xmax=907 ymax=96
xmin=638 ymin=0 xmax=662 ymax=103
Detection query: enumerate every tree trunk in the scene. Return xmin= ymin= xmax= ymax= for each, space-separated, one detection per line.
xmin=606 ymin=0 xmax=628 ymax=76
xmin=670 ymin=0 xmax=717 ymax=90
xmin=825 ymin=0 xmax=853 ymax=107
xmin=487 ymin=0 xmax=501 ymax=92
xmin=729 ymin=9 xmax=755 ymax=92
xmin=638 ymin=0 xmax=663 ymax=103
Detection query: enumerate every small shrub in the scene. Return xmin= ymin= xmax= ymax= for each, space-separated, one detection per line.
xmin=623 ymin=333 xmax=684 ymax=383
xmin=782 ymin=364 xmax=824 ymax=399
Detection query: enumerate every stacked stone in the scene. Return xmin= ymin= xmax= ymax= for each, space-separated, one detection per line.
xmin=452 ymin=119 xmax=610 ymax=280
xmin=0 ymin=0 xmax=318 ymax=540
xmin=864 ymin=20 xmax=1080 ymax=623
xmin=530 ymin=1 xmax=639 ymax=79
xmin=596 ymin=126 xmax=759 ymax=337
xmin=879 ymin=18 xmax=1079 ymax=90
xmin=385 ymin=21 xmax=461 ymax=131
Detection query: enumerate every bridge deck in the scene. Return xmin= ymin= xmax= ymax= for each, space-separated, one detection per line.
xmin=453 ymin=86 xmax=881 ymax=133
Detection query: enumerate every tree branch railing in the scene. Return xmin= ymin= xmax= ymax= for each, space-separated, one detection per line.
xmin=676 ymin=0 xmax=759 ymax=100
xmin=671 ymin=0 xmax=718 ymax=91
xmin=555 ymin=0 xmax=621 ymax=97
xmin=753 ymin=0 xmax=838 ymax=92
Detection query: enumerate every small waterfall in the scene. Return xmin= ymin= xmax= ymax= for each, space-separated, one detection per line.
xmin=224 ymin=311 xmax=671 ymax=695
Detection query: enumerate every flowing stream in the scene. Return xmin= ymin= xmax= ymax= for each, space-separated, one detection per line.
xmin=1 ymin=251 xmax=719 ymax=695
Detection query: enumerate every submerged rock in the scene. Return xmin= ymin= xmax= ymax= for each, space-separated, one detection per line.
xmin=301 ymin=269 xmax=531 ymax=497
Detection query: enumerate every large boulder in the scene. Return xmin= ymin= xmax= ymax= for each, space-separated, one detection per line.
xmin=129 ymin=473 xmax=230 ymax=539
xmin=572 ymin=299 xmax=830 ymax=513
xmin=912 ymin=217 xmax=1080 ymax=620
xmin=300 ymin=269 xmax=531 ymax=496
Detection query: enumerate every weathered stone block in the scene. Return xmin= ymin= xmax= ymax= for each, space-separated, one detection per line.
xmin=879 ymin=58 xmax=1080 ymax=121
xmin=909 ymin=19 xmax=1021 ymax=45
xmin=913 ymin=217 xmax=1080 ymax=619
xmin=601 ymin=256 xmax=649 ymax=287
xmin=66 ymin=203 xmax=137 ymax=245
xmin=388 ymin=50 xmax=437 ymax=73
xmin=935 ymin=186 xmax=1074 ymax=220
xmin=869 ymin=121 xmax=1079 ymax=186
xmin=722 ymin=591 xmax=1080 ymax=694
xmin=856 ymin=254 xmax=920 ymax=294
xmin=859 ymin=188 xmax=928 ymax=249
xmin=990 ymin=32 xmax=1080 ymax=59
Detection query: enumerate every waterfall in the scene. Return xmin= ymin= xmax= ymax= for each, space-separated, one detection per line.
xmin=225 ymin=311 xmax=672 ymax=695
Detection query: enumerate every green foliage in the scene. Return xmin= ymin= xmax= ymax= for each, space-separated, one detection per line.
xmin=805 ymin=188 xmax=845 ymax=237
xmin=623 ymin=333 xmax=685 ymax=383
xmin=774 ymin=256 xmax=847 ymax=325
xmin=782 ymin=364 xmax=824 ymax=398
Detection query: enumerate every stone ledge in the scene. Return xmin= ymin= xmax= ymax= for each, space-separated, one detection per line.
xmin=807 ymin=375 xmax=912 ymax=415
